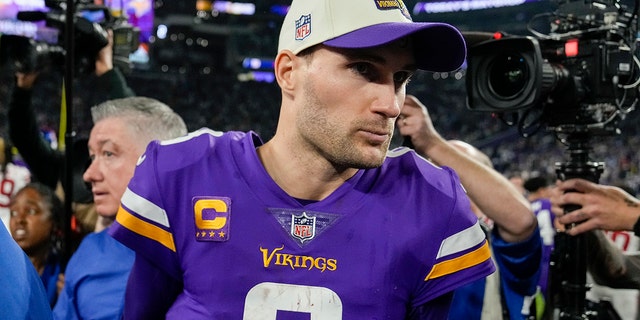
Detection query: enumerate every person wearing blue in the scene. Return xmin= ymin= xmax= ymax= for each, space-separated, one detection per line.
xmin=107 ymin=1 xmax=495 ymax=317
xmin=524 ymin=175 xmax=556 ymax=301
xmin=52 ymin=97 xmax=187 ymax=319
xmin=53 ymin=228 xmax=135 ymax=319
xmin=0 ymin=222 xmax=52 ymax=319
xmin=399 ymin=95 xmax=543 ymax=319
xmin=9 ymin=182 xmax=65 ymax=307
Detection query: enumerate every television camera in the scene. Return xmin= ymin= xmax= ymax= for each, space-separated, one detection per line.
xmin=466 ymin=0 xmax=639 ymax=318
xmin=0 ymin=0 xmax=140 ymax=74
xmin=466 ymin=0 xmax=639 ymax=137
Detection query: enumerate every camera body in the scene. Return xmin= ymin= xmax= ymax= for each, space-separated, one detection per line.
xmin=111 ymin=18 xmax=140 ymax=70
xmin=466 ymin=1 xmax=639 ymax=317
xmin=466 ymin=0 xmax=638 ymax=133
xmin=0 ymin=0 xmax=139 ymax=74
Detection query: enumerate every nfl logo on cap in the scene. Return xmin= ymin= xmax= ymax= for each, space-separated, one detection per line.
xmin=278 ymin=0 xmax=467 ymax=73
xmin=295 ymin=14 xmax=312 ymax=41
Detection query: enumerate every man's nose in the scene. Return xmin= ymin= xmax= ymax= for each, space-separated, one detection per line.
xmin=83 ymin=159 xmax=100 ymax=183
xmin=371 ymin=84 xmax=402 ymax=118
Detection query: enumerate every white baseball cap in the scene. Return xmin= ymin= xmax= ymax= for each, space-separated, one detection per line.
xmin=278 ymin=0 xmax=467 ymax=72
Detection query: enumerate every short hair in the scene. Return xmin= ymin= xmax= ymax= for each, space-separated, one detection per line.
xmin=91 ymin=97 xmax=188 ymax=143
xmin=524 ymin=176 xmax=550 ymax=193
xmin=448 ymin=140 xmax=493 ymax=169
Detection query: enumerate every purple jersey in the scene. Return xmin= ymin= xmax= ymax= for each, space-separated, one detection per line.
xmin=532 ymin=198 xmax=555 ymax=296
xmin=109 ymin=129 xmax=494 ymax=319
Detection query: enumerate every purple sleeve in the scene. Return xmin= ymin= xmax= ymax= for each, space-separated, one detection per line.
xmin=407 ymin=292 xmax=455 ymax=320
xmin=123 ymin=254 xmax=182 ymax=319
xmin=384 ymin=150 xmax=496 ymax=306
xmin=109 ymin=140 xmax=182 ymax=279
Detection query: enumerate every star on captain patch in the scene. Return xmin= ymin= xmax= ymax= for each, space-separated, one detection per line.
xmin=193 ymin=196 xmax=231 ymax=242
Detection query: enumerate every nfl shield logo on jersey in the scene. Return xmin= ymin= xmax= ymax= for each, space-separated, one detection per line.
xmin=295 ymin=14 xmax=311 ymax=40
xmin=291 ymin=212 xmax=316 ymax=243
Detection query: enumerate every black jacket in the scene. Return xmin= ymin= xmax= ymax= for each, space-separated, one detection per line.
xmin=8 ymin=68 xmax=135 ymax=203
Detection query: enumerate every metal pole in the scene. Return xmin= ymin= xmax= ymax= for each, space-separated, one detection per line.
xmin=62 ymin=0 xmax=76 ymax=271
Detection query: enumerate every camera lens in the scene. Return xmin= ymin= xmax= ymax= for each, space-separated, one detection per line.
xmin=488 ymin=53 xmax=528 ymax=99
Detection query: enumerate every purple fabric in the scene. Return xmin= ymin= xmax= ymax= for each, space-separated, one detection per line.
xmin=110 ymin=130 xmax=494 ymax=318
xmin=532 ymin=198 xmax=555 ymax=296
xmin=323 ymin=22 xmax=466 ymax=72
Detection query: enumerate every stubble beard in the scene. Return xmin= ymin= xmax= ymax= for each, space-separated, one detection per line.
xmin=300 ymin=83 xmax=389 ymax=171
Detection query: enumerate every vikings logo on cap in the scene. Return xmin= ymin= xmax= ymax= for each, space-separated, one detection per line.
xmin=295 ymin=14 xmax=312 ymax=41
xmin=374 ymin=0 xmax=411 ymax=20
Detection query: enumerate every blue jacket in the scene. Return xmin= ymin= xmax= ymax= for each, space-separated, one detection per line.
xmin=0 ymin=224 xmax=52 ymax=319
xmin=450 ymin=224 xmax=543 ymax=320
xmin=53 ymin=228 xmax=134 ymax=320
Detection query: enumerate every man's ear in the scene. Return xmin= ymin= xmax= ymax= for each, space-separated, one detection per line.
xmin=274 ymin=50 xmax=296 ymax=94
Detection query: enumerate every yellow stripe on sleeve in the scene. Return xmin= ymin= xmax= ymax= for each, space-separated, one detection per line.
xmin=116 ymin=206 xmax=177 ymax=252
xmin=424 ymin=241 xmax=491 ymax=281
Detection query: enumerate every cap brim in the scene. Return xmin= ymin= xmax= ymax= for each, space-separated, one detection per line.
xmin=323 ymin=22 xmax=466 ymax=72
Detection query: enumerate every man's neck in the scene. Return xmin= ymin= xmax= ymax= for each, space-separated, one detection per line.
xmin=256 ymin=140 xmax=357 ymax=201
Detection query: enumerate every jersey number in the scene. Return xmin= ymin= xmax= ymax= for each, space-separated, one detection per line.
xmin=0 ymin=178 xmax=16 ymax=207
xmin=243 ymin=282 xmax=343 ymax=319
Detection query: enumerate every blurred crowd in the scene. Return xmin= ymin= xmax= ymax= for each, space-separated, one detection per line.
xmin=2 ymin=0 xmax=640 ymax=317
xmin=1 ymin=65 xmax=639 ymax=193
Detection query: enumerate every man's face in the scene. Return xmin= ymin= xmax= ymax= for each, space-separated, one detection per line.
xmin=293 ymin=40 xmax=416 ymax=169
xmin=84 ymin=117 xmax=146 ymax=218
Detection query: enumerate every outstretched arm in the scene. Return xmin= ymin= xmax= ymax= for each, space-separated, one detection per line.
xmin=398 ymin=95 xmax=536 ymax=243
xmin=91 ymin=29 xmax=136 ymax=101
xmin=9 ymin=30 xmax=134 ymax=191
xmin=550 ymin=178 xmax=640 ymax=235
xmin=9 ymin=72 xmax=63 ymax=190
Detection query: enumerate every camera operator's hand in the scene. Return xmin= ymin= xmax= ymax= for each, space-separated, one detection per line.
xmin=397 ymin=94 xmax=445 ymax=154
xmin=15 ymin=72 xmax=39 ymax=90
xmin=550 ymin=178 xmax=640 ymax=235
xmin=398 ymin=95 xmax=490 ymax=169
xmin=398 ymin=95 xmax=536 ymax=243
xmin=95 ymin=29 xmax=114 ymax=77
